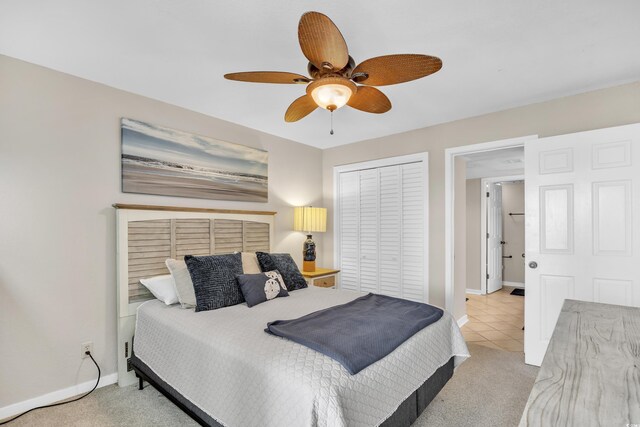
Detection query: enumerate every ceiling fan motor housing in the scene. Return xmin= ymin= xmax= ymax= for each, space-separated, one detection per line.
xmin=307 ymin=56 xmax=356 ymax=80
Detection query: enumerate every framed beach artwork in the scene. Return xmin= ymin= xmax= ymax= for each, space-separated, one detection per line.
xmin=121 ymin=118 xmax=268 ymax=202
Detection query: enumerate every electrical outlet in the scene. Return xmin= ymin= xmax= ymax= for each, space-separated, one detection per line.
xmin=81 ymin=341 xmax=93 ymax=359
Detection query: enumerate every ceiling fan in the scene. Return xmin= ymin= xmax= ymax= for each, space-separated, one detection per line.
xmin=224 ymin=11 xmax=442 ymax=132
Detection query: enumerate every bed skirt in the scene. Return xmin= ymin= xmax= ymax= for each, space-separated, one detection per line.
xmin=130 ymin=353 xmax=454 ymax=427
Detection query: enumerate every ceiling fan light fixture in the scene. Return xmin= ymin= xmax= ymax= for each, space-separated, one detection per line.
xmin=307 ymin=77 xmax=356 ymax=111
xmin=225 ymin=11 xmax=442 ymax=123
xmin=312 ymin=84 xmax=351 ymax=111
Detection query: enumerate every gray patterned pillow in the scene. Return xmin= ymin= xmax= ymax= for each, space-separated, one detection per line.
xmin=184 ymin=253 xmax=244 ymax=312
xmin=237 ymin=271 xmax=289 ymax=307
xmin=256 ymin=252 xmax=308 ymax=291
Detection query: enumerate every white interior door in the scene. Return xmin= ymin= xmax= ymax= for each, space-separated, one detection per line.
xmin=487 ymin=183 xmax=503 ymax=293
xmin=524 ymin=123 xmax=640 ymax=366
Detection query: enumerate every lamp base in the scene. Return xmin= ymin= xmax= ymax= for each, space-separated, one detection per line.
xmin=302 ymin=234 xmax=316 ymax=272
xmin=303 ymin=260 xmax=316 ymax=272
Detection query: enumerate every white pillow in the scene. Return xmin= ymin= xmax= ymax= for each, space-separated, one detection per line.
xmin=165 ymin=258 xmax=197 ymax=308
xmin=241 ymin=252 xmax=262 ymax=274
xmin=139 ymin=274 xmax=179 ymax=305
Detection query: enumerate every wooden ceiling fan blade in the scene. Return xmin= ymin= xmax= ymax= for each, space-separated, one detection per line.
xmin=352 ymin=54 xmax=442 ymax=86
xmin=347 ymin=86 xmax=391 ymax=113
xmin=298 ymin=11 xmax=349 ymax=71
xmin=224 ymin=71 xmax=310 ymax=84
xmin=285 ymin=95 xmax=318 ymax=122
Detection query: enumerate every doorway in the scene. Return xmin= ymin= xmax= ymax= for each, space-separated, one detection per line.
xmin=454 ymin=148 xmax=527 ymax=352
xmin=444 ymin=135 xmax=534 ymax=327
xmin=478 ymin=177 xmax=525 ymax=296
xmin=466 ymin=177 xmax=526 ymax=351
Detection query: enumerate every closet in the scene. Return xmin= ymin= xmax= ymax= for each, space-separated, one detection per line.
xmin=335 ymin=154 xmax=428 ymax=302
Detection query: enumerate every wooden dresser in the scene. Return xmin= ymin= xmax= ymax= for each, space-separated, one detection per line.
xmin=520 ymin=299 xmax=640 ymax=426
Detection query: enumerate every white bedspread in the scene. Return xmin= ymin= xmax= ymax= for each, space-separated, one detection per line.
xmin=135 ymin=287 xmax=469 ymax=427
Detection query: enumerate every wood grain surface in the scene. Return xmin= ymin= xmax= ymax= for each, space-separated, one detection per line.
xmin=113 ymin=203 xmax=276 ymax=216
xmin=520 ymin=299 xmax=640 ymax=426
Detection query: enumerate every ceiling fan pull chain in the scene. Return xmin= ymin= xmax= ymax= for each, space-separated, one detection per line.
xmin=330 ymin=110 xmax=334 ymax=135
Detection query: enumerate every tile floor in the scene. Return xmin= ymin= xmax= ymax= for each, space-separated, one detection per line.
xmin=461 ymin=287 xmax=524 ymax=352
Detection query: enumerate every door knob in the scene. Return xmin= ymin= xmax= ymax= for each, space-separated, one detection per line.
xmin=528 ymin=261 xmax=538 ymax=269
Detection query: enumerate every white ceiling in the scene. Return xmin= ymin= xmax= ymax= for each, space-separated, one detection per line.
xmin=1 ymin=1 xmax=639 ymax=149
xmin=462 ymin=147 xmax=524 ymax=179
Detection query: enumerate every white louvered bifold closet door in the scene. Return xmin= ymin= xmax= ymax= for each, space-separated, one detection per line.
xmin=337 ymin=160 xmax=426 ymax=302
xmin=359 ymin=169 xmax=379 ymax=293
xmin=379 ymin=165 xmax=402 ymax=297
xmin=339 ymin=171 xmax=360 ymax=291
xmin=400 ymin=162 xmax=425 ymax=302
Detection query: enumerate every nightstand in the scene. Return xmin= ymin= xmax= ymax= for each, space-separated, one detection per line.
xmin=301 ymin=268 xmax=340 ymax=289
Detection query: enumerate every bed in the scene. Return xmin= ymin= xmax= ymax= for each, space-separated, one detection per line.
xmin=115 ymin=205 xmax=469 ymax=426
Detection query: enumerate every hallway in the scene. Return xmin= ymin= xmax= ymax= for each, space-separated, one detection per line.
xmin=460 ymin=287 xmax=524 ymax=352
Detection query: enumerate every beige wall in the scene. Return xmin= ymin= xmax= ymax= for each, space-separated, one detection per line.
xmin=322 ymin=80 xmax=640 ymax=310
xmin=453 ymin=158 xmax=467 ymax=320
xmin=501 ymin=182 xmax=525 ymax=285
xmin=0 ymin=55 xmax=323 ymax=408
xmin=466 ymin=179 xmax=482 ymax=292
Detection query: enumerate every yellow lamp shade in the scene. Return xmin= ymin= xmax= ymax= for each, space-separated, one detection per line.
xmin=293 ymin=206 xmax=327 ymax=233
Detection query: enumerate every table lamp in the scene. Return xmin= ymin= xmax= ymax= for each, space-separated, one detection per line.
xmin=293 ymin=206 xmax=327 ymax=272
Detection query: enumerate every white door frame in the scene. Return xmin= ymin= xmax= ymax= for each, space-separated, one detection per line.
xmin=444 ymin=135 xmax=536 ymax=313
xmin=480 ymin=175 xmax=525 ymax=295
xmin=333 ymin=152 xmax=429 ymax=301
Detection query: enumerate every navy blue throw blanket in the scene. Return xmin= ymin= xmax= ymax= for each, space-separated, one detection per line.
xmin=265 ymin=293 xmax=444 ymax=374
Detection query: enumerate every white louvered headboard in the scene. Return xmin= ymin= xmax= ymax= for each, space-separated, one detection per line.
xmin=114 ymin=204 xmax=276 ymax=386
xmin=127 ymin=217 xmax=271 ymax=303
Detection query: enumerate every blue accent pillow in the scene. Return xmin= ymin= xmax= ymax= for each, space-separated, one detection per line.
xmin=184 ymin=253 xmax=244 ymax=312
xmin=256 ymin=252 xmax=308 ymax=291
xmin=237 ymin=271 xmax=289 ymax=307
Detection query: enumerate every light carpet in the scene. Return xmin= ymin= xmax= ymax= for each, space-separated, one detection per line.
xmin=3 ymin=343 xmax=538 ymax=426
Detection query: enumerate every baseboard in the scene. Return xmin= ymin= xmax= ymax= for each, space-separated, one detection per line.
xmin=457 ymin=315 xmax=469 ymax=328
xmin=465 ymin=288 xmax=482 ymax=295
xmin=0 ymin=372 xmax=118 ymax=421
xmin=503 ymin=281 xmax=525 ymax=289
